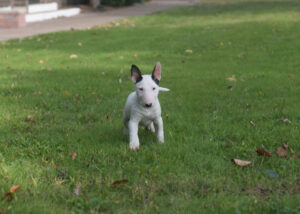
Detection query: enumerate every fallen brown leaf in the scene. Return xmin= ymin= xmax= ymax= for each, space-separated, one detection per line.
xmin=276 ymin=145 xmax=288 ymax=158
xmin=232 ymin=159 xmax=251 ymax=166
xmin=39 ymin=59 xmax=44 ymax=64
xmin=3 ymin=185 xmax=21 ymax=201
xmin=69 ymin=151 xmax=77 ymax=160
xmin=256 ymin=148 xmax=272 ymax=157
xmin=292 ymin=154 xmax=300 ymax=158
xmin=25 ymin=114 xmax=34 ymax=122
xmin=111 ymin=179 xmax=128 ymax=187
xmin=227 ymin=86 xmax=233 ymax=90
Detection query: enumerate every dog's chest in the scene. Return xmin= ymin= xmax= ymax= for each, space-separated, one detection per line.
xmin=140 ymin=108 xmax=157 ymax=121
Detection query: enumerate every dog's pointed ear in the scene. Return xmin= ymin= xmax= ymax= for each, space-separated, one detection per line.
xmin=131 ymin=65 xmax=143 ymax=83
xmin=152 ymin=62 xmax=161 ymax=85
xmin=159 ymin=87 xmax=170 ymax=92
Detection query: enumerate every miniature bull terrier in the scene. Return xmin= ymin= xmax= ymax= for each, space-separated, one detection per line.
xmin=123 ymin=62 xmax=169 ymax=150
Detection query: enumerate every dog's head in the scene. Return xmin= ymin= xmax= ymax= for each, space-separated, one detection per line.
xmin=131 ymin=62 xmax=169 ymax=108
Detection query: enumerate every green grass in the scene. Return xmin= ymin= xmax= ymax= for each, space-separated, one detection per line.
xmin=1 ymin=0 xmax=300 ymax=213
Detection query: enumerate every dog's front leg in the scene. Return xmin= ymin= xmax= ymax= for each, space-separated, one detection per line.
xmin=129 ymin=119 xmax=140 ymax=150
xmin=154 ymin=117 xmax=164 ymax=143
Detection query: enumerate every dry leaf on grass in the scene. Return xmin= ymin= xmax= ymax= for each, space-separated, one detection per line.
xmin=288 ymin=74 xmax=295 ymax=79
xmin=111 ymin=179 xmax=128 ymax=187
xmin=74 ymin=182 xmax=81 ymax=196
xmin=3 ymin=185 xmax=21 ymax=201
xmin=276 ymin=145 xmax=288 ymax=158
xmin=292 ymin=154 xmax=300 ymax=158
xmin=232 ymin=159 xmax=251 ymax=166
xmin=282 ymin=118 xmax=291 ymax=124
xmin=69 ymin=54 xmax=78 ymax=59
xmin=226 ymin=76 xmax=236 ymax=82
xmin=256 ymin=148 xmax=272 ymax=157
xmin=185 ymin=49 xmax=193 ymax=53
xmin=25 ymin=114 xmax=35 ymax=122
xmin=69 ymin=151 xmax=77 ymax=160
xmin=250 ymin=121 xmax=255 ymax=126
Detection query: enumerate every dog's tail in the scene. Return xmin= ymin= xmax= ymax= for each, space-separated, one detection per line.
xmin=159 ymin=87 xmax=170 ymax=92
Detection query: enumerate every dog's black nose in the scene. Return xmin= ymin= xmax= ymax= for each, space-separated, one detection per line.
xmin=145 ymin=103 xmax=152 ymax=108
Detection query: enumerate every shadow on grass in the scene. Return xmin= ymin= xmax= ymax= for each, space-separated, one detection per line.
xmin=165 ymin=1 xmax=300 ymax=17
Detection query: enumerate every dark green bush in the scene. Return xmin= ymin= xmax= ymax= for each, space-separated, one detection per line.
xmin=101 ymin=0 xmax=149 ymax=7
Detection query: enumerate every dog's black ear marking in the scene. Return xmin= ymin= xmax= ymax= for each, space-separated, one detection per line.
xmin=152 ymin=62 xmax=161 ymax=85
xmin=131 ymin=64 xmax=143 ymax=83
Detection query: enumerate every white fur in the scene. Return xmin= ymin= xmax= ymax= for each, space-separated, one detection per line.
xmin=123 ymin=64 xmax=169 ymax=150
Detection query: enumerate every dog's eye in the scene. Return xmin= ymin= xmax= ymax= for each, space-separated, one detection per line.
xmin=139 ymin=88 xmax=143 ymax=91
xmin=153 ymin=87 xmax=156 ymax=90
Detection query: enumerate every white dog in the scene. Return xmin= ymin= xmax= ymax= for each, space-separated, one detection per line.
xmin=123 ymin=62 xmax=169 ymax=150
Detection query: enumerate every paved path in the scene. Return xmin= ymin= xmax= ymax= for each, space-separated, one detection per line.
xmin=0 ymin=0 xmax=196 ymax=41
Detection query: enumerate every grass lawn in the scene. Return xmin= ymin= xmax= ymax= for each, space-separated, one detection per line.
xmin=1 ymin=0 xmax=300 ymax=213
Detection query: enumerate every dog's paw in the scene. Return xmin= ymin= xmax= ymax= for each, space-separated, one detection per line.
xmin=130 ymin=142 xmax=139 ymax=150
xmin=157 ymin=136 xmax=164 ymax=143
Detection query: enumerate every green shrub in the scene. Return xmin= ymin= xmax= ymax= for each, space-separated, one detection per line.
xmin=101 ymin=0 xmax=149 ymax=7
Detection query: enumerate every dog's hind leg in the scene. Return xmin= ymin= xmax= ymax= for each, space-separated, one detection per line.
xmin=147 ymin=122 xmax=155 ymax=133
xmin=123 ymin=114 xmax=129 ymax=135
xmin=123 ymin=120 xmax=129 ymax=135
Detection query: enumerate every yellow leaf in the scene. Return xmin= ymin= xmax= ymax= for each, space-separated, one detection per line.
xmin=63 ymin=90 xmax=70 ymax=96
xmin=54 ymin=178 xmax=65 ymax=186
xmin=185 ymin=49 xmax=193 ymax=53
xmin=220 ymin=42 xmax=224 ymax=46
